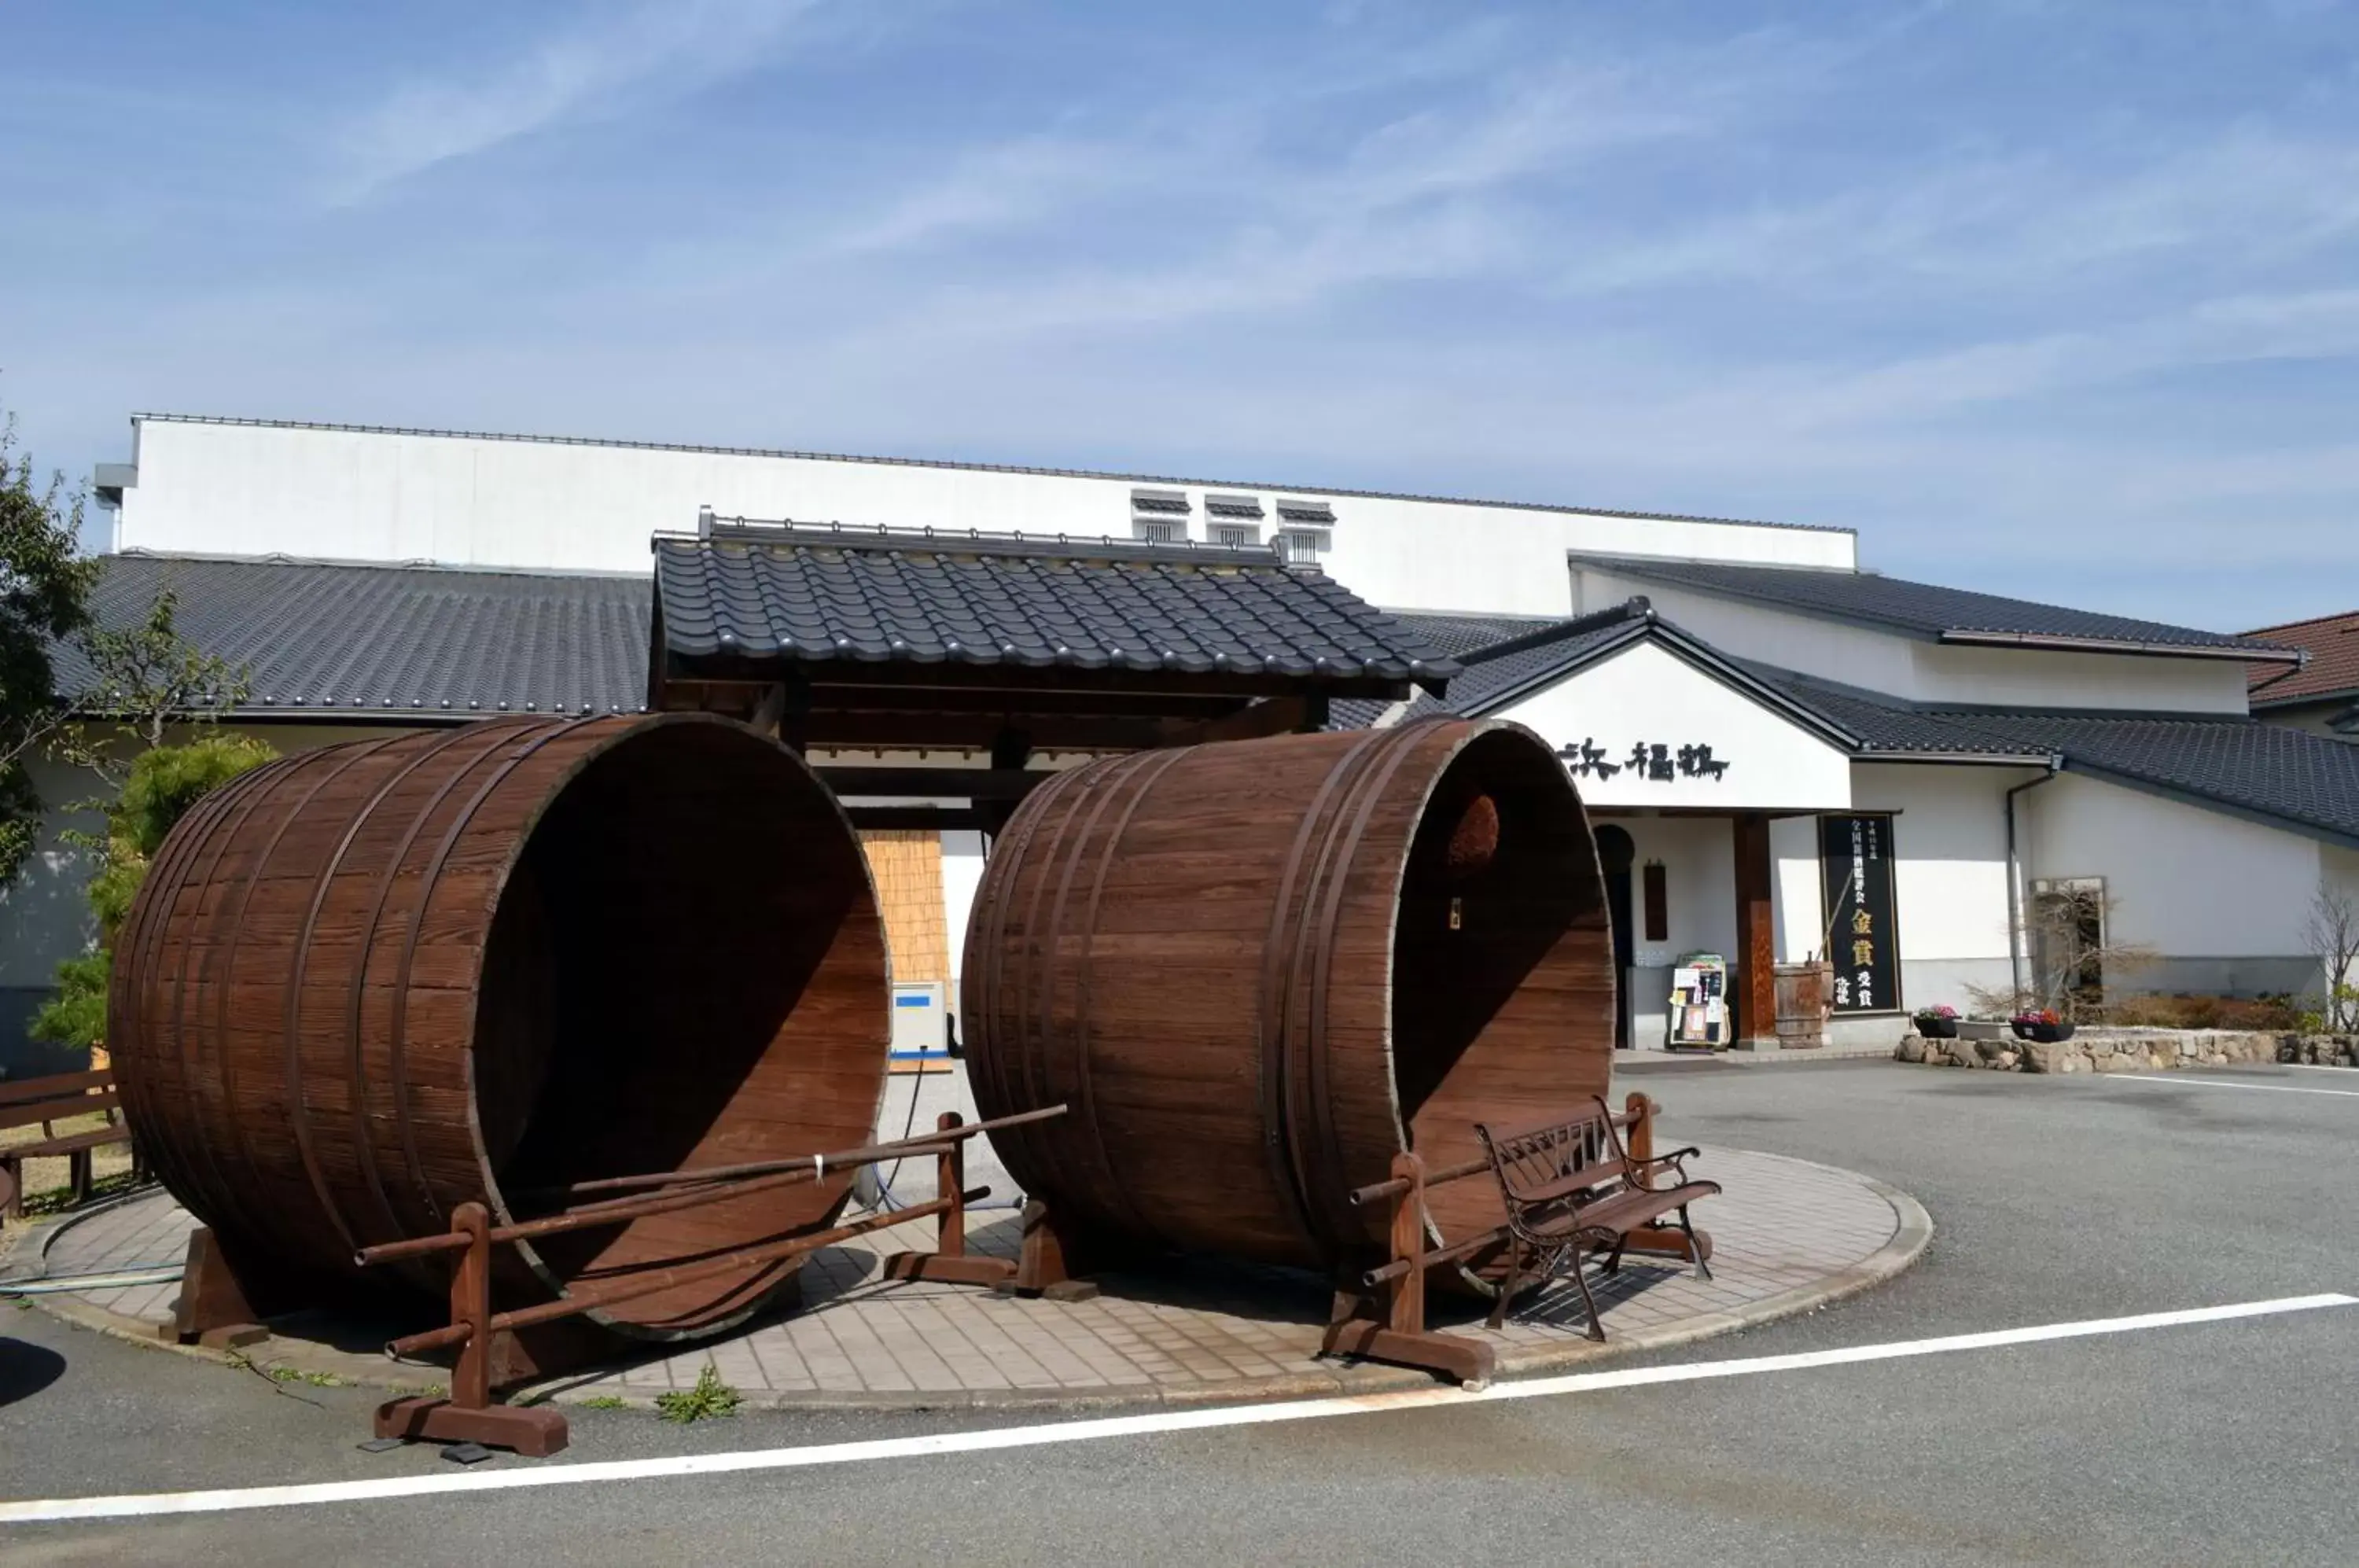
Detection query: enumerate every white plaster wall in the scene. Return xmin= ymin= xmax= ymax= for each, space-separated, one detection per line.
xmin=1570 ymin=569 xmax=1923 ymax=695
xmin=1570 ymin=565 xmax=2257 ymax=715
xmin=1910 ymin=644 xmax=2250 ymax=714
xmin=1769 ymin=815 xmax=1822 ymax=965
xmin=1492 ymin=641 xmax=1853 ymax=813
xmin=115 ymin=418 xmax=1854 ymax=613
xmin=2023 ymin=771 xmax=2324 ymax=959
xmin=940 ymin=830 xmax=986 ymax=1020
xmin=1599 ymin=814 xmax=1736 ymax=1050
xmin=1851 ymin=764 xmax=2030 ymax=966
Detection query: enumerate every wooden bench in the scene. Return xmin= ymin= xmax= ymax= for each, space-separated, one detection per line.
xmin=0 ymin=1069 xmax=139 ymax=1220
xmin=1475 ymin=1095 xmax=1720 ymax=1340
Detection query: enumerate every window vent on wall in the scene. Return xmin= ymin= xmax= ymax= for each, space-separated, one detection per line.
xmin=1131 ymin=487 xmax=1191 ymax=543
xmin=1212 ymin=523 xmax=1260 ymax=547
xmin=1275 ymin=528 xmax=1330 ymax=564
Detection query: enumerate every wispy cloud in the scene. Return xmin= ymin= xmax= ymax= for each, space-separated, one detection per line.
xmin=329 ymin=0 xmax=826 ymax=201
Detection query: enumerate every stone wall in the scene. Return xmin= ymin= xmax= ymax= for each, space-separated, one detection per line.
xmin=1895 ymin=1029 xmax=2357 ymax=1074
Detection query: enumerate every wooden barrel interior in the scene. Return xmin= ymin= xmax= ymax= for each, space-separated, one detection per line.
xmin=1389 ymin=726 xmax=1614 ymax=1252
xmin=478 ymin=720 xmax=888 ymax=1333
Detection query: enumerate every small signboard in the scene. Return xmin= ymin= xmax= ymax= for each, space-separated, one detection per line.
xmin=1819 ymin=814 xmax=1901 ymax=1014
xmin=1665 ymin=951 xmax=1728 ymax=1049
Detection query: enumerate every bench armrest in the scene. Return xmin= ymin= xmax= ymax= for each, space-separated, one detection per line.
xmin=1628 ymin=1147 xmax=1702 ymax=1190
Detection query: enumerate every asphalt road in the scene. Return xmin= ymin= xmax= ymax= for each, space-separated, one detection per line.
xmin=5 ymin=1059 xmax=2357 ymax=1566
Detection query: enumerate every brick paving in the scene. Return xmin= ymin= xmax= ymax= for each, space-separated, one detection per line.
xmin=24 ymin=1142 xmax=1919 ymax=1407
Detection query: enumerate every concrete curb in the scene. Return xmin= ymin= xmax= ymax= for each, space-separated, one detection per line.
xmin=20 ymin=1159 xmax=1934 ymax=1415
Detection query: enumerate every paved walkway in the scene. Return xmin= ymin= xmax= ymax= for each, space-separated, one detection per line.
xmin=19 ymin=1142 xmax=1925 ymax=1409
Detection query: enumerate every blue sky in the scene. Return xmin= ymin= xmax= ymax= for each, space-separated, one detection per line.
xmin=6 ymin=2 xmax=2357 ymax=629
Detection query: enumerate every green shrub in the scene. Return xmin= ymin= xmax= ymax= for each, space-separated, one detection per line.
xmin=29 ymin=733 xmax=274 ymax=1055
xmin=655 ymin=1363 xmax=742 ymax=1423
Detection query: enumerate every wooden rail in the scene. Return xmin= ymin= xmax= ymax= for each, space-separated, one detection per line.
xmin=362 ymin=1105 xmax=1065 ymax=1456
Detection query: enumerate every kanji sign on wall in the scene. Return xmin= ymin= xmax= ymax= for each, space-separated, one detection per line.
xmin=1818 ymin=813 xmax=1901 ymax=1014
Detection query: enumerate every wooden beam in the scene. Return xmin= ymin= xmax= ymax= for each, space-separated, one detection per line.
xmin=748 ymin=682 xmax=787 ymax=738
xmin=1153 ymin=694 xmax=1327 ymax=747
xmin=816 ymin=767 xmax=1058 ymax=801
xmin=664 ymin=651 xmax=1414 ymax=703
xmin=842 ymin=807 xmax=997 ymax=831
xmin=1733 ymin=812 xmax=1777 ymax=1049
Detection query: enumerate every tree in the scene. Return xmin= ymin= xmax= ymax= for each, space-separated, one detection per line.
xmin=1968 ymin=879 xmax=2157 ymax=1023
xmin=30 ymin=733 xmax=275 ymax=1055
xmin=2304 ymin=881 xmax=2359 ymax=1034
xmin=0 ymin=411 xmax=99 ymax=885
xmin=28 ymin=562 xmax=263 ymax=1057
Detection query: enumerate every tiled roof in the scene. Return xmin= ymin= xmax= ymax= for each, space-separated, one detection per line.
xmin=653 ymin=524 xmax=1457 ymax=688
xmin=1573 ymin=556 xmax=2302 ymax=659
xmin=1738 ymin=666 xmax=2055 ymax=758
xmin=1747 ymin=665 xmax=2359 ymax=845
xmin=134 ymin=413 xmax=1850 ymax=536
xmin=1971 ymin=712 xmax=2359 ymax=845
xmin=1340 ymin=607 xmax=2359 ymax=848
xmin=57 ymin=553 xmax=650 ymax=718
xmin=1384 ymin=611 xmax=1562 ymax=658
xmin=2246 ymin=609 xmax=2359 ymax=705
xmin=1397 ymin=605 xmax=1654 ymax=720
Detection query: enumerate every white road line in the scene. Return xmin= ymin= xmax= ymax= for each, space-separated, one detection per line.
xmin=2 ymin=1293 xmax=2350 ymax=1526
xmin=2111 ymin=1074 xmax=2359 ymax=1098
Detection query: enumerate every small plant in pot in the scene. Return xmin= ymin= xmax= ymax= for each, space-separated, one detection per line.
xmin=2011 ymin=1007 xmax=2074 ymax=1044
xmin=1912 ymin=1004 xmax=1960 ymax=1040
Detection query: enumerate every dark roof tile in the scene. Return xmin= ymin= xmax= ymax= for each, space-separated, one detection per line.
xmin=58 ymin=554 xmax=650 ymax=718
xmin=654 ymin=525 xmax=1457 ymax=689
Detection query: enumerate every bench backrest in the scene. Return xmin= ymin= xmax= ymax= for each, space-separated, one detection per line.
xmin=0 ymin=1069 xmax=120 ymax=1135
xmin=1474 ymin=1099 xmax=1626 ymax=1209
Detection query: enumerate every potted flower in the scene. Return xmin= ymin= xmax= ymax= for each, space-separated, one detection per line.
xmin=1911 ymin=1004 xmax=1959 ymax=1040
xmin=2011 ymin=1008 xmax=2075 ymax=1044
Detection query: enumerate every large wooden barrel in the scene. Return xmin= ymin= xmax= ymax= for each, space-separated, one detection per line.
xmin=109 ymin=714 xmax=887 ymax=1338
xmin=964 ymin=718 xmax=1612 ymax=1279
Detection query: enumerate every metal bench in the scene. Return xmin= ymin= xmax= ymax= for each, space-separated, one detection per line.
xmin=1475 ymin=1095 xmax=1719 ymax=1340
xmin=0 ymin=1069 xmax=138 ymax=1219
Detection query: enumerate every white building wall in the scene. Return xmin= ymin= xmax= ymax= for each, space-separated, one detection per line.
xmin=1603 ymin=815 xmax=1736 ymax=1051
xmin=940 ymin=829 xmax=986 ymax=1023
xmin=1491 ymin=642 xmax=1853 ymax=814
xmin=1850 ymin=762 xmax=2039 ymax=1017
xmin=115 ymin=418 xmax=1855 ymax=614
xmin=1769 ymin=815 xmax=1821 ymax=966
xmin=2023 ymin=771 xmax=2327 ymax=995
xmin=1910 ymin=644 xmax=2250 ymax=714
xmin=1570 ymin=565 xmax=2254 ymax=715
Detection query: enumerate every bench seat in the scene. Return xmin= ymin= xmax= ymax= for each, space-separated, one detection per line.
xmin=1475 ymin=1097 xmax=1720 ymax=1340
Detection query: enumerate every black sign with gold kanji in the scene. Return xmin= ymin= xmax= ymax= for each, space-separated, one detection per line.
xmin=1818 ymin=813 xmax=1901 ymax=1014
